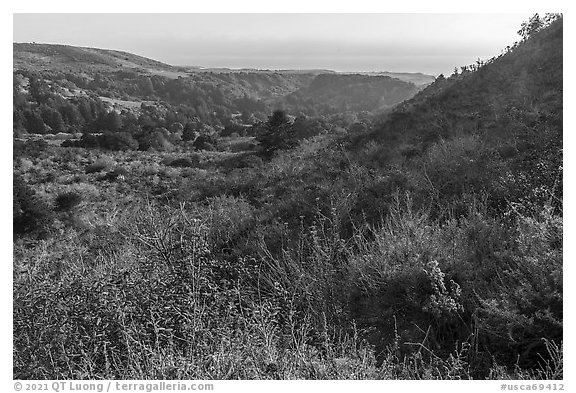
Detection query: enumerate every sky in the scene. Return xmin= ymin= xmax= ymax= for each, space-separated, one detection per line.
xmin=12 ymin=13 xmax=533 ymax=76
xmin=14 ymin=13 xmax=532 ymax=77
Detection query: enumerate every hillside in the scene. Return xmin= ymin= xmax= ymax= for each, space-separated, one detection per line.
xmin=13 ymin=42 xmax=429 ymax=126
xmin=371 ymin=18 xmax=562 ymax=145
xmin=331 ymin=16 xmax=562 ymax=372
xmin=13 ymin=43 xmax=182 ymax=76
xmin=353 ymin=16 xmax=563 ymax=214
xmin=343 ymin=71 xmax=435 ymax=86
xmin=281 ymin=73 xmax=420 ymax=115
xmin=13 ymin=42 xmax=315 ymax=101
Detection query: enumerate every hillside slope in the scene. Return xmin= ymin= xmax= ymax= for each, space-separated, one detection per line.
xmin=371 ymin=18 xmax=562 ymax=146
xmin=352 ymin=17 xmax=562 ymax=213
xmin=13 ymin=43 xmax=180 ymax=75
xmin=331 ymin=16 xmax=563 ymax=372
xmin=281 ymin=73 xmax=420 ymax=115
xmin=13 ymin=43 xmax=429 ymax=129
xmin=343 ymin=71 xmax=435 ymax=86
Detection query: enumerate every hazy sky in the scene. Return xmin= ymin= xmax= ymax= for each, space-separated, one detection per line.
xmin=13 ymin=13 xmax=531 ymax=75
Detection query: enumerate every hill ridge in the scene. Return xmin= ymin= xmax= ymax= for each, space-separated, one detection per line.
xmin=13 ymin=42 xmax=435 ymax=85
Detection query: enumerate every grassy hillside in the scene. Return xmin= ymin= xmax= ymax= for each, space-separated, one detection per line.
xmin=13 ymin=43 xmax=180 ymax=75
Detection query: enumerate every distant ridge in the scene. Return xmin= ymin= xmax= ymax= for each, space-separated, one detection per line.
xmin=13 ymin=42 xmax=176 ymax=71
xmin=340 ymin=71 xmax=435 ymax=86
xmin=14 ymin=42 xmax=435 ymax=85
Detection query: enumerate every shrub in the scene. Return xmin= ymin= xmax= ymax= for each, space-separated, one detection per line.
xmin=54 ymin=191 xmax=83 ymax=211
xmin=14 ymin=139 xmax=49 ymax=159
xmin=205 ymin=195 xmax=255 ymax=249
xmin=199 ymin=142 xmax=215 ymax=151
xmin=237 ymin=154 xmax=263 ymax=168
xmin=82 ymin=133 xmax=101 ymax=148
xmin=344 ymin=195 xmax=562 ymax=376
xmin=13 ymin=174 xmax=54 ymax=237
xmin=85 ymin=159 xmax=113 ymax=174
xmin=99 ymin=131 xmax=139 ymax=151
xmin=18 ymin=158 xmax=34 ymax=172
xmin=136 ymin=128 xmax=174 ymax=152
xmin=193 ymin=134 xmax=218 ymax=151
xmin=158 ymin=167 xmax=180 ymax=179
xmin=100 ymin=167 xmax=128 ymax=182
xmin=474 ymin=205 xmax=562 ymax=369
xmin=419 ymin=136 xmax=507 ymax=200
xmin=169 ymin=157 xmax=198 ymax=168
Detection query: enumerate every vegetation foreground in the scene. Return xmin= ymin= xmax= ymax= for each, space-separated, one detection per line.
xmin=13 ymin=15 xmax=562 ymax=380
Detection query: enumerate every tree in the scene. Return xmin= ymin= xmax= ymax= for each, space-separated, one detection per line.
xmin=267 ymin=109 xmax=290 ymax=129
xmin=40 ymin=106 xmax=65 ymax=133
xmin=24 ymin=110 xmax=47 ymax=134
xmin=59 ymin=103 xmax=83 ymax=127
xmin=28 ymin=75 xmax=51 ymax=104
xmin=291 ymin=114 xmax=318 ymax=139
xmin=192 ymin=134 xmax=218 ymax=151
xmin=136 ymin=128 xmax=174 ymax=151
xmin=518 ymin=13 xmax=543 ymax=40
xmin=104 ymin=111 xmax=123 ymax=132
xmin=99 ymin=131 xmax=139 ymax=151
xmin=13 ymin=109 xmax=27 ymax=135
xmin=183 ymin=122 xmax=200 ymax=142
xmin=169 ymin=122 xmax=184 ymax=141
xmin=257 ymin=110 xmax=296 ymax=156
xmin=76 ymin=133 xmax=99 ymax=148
xmin=76 ymin=97 xmax=95 ymax=123
xmin=138 ymin=77 xmax=155 ymax=96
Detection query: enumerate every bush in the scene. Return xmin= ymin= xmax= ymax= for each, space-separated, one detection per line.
xmin=205 ymin=195 xmax=255 ymax=249
xmin=193 ymin=134 xmax=218 ymax=151
xmin=237 ymin=154 xmax=263 ymax=168
xmin=85 ymin=159 xmax=113 ymax=174
xmin=99 ymin=131 xmax=139 ymax=151
xmin=100 ymin=167 xmax=128 ymax=182
xmin=345 ymin=195 xmax=562 ymax=376
xmin=55 ymin=191 xmax=83 ymax=211
xmin=14 ymin=139 xmax=49 ymax=159
xmin=13 ymin=174 xmax=54 ymax=237
xmin=474 ymin=205 xmax=562 ymax=369
xmin=169 ymin=157 xmax=198 ymax=168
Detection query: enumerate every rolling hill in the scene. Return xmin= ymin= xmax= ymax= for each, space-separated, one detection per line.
xmin=13 ymin=42 xmax=432 ymax=117
xmin=281 ymin=73 xmax=420 ymax=114
xmin=14 ymin=43 xmax=180 ymax=75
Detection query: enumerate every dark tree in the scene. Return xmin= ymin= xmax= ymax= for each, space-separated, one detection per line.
xmin=267 ymin=109 xmax=290 ymax=129
xmin=24 ymin=110 xmax=47 ymax=134
xmin=59 ymin=103 xmax=83 ymax=127
xmin=40 ymin=106 xmax=65 ymax=133
xmin=28 ymin=75 xmax=51 ymax=104
xmin=104 ymin=111 xmax=123 ymax=132
xmin=257 ymin=110 xmax=296 ymax=157
xmin=99 ymin=131 xmax=139 ymax=151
